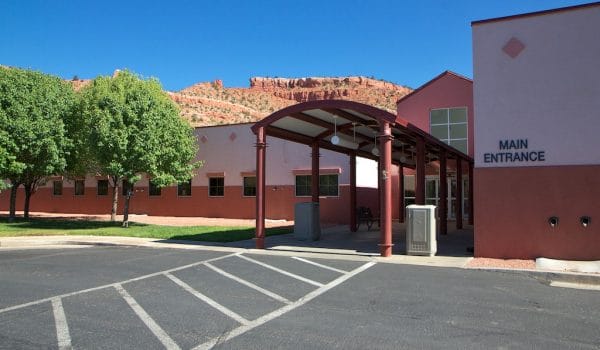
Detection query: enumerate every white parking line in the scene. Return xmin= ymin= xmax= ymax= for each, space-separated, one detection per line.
xmin=164 ymin=273 xmax=250 ymax=326
xmin=51 ymin=298 xmax=71 ymax=350
xmin=204 ymin=262 xmax=291 ymax=304
xmin=115 ymin=284 xmax=181 ymax=350
xmin=192 ymin=261 xmax=376 ymax=350
xmin=0 ymin=252 xmax=238 ymax=315
xmin=290 ymin=256 xmax=349 ymax=274
xmin=238 ymin=254 xmax=324 ymax=287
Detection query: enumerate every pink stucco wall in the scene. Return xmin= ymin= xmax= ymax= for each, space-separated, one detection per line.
xmin=472 ymin=4 xmax=600 ymax=259
xmin=396 ymin=72 xmax=474 ymax=158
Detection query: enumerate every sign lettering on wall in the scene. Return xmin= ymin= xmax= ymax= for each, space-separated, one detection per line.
xmin=483 ymin=139 xmax=546 ymax=164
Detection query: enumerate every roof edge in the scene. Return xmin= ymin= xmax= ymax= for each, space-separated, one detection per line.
xmin=471 ymin=1 xmax=600 ymax=26
xmin=396 ymin=70 xmax=472 ymax=106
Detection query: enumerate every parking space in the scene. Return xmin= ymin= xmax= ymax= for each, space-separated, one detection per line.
xmin=0 ymin=247 xmax=374 ymax=349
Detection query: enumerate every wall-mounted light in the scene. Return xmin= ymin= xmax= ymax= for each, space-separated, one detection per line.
xmin=580 ymin=216 xmax=591 ymax=228
xmin=372 ymin=132 xmax=379 ymax=156
xmin=548 ymin=216 xmax=559 ymax=228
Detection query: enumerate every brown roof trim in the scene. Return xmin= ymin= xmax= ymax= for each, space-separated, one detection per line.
xmin=471 ymin=1 xmax=600 ymax=26
xmin=396 ymin=70 xmax=472 ymax=106
xmin=194 ymin=121 xmax=255 ymax=130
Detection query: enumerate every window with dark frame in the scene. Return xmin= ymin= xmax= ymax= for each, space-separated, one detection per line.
xmin=430 ymin=107 xmax=468 ymax=154
xmin=74 ymin=180 xmax=85 ymax=196
xmin=122 ymin=179 xmax=133 ymax=196
xmin=177 ymin=179 xmax=192 ymax=196
xmin=295 ymin=174 xmax=339 ymax=197
xmin=52 ymin=180 xmax=63 ymax=196
xmin=149 ymin=180 xmax=162 ymax=196
xmin=243 ymin=176 xmax=256 ymax=197
xmin=97 ymin=179 xmax=109 ymax=196
xmin=209 ymin=177 xmax=224 ymax=197
xmin=319 ymin=174 xmax=339 ymax=196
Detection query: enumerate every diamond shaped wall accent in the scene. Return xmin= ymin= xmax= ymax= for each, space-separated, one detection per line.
xmin=200 ymin=135 xmax=207 ymax=143
xmin=503 ymin=37 xmax=525 ymax=58
xmin=229 ymin=132 xmax=237 ymax=141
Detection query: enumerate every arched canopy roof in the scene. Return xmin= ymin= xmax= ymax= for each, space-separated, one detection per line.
xmin=252 ymin=100 xmax=472 ymax=168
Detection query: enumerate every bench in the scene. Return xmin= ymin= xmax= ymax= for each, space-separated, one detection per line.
xmin=356 ymin=206 xmax=380 ymax=231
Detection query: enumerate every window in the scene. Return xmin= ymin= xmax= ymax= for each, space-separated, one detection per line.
xmin=97 ymin=180 xmax=108 ymax=196
xmin=430 ymin=107 xmax=468 ymax=154
xmin=178 ymin=179 xmax=192 ymax=196
xmin=319 ymin=174 xmax=339 ymax=196
xmin=149 ymin=180 xmax=162 ymax=196
xmin=52 ymin=181 xmax=63 ymax=196
xmin=74 ymin=180 xmax=85 ymax=196
xmin=122 ymin=179 xmax=133 ymax=196
xmin=209 ymin=177 xmax=224 ymax=197
xmin=295 ymin=175 xmax=311 ymax=197
xmin=295 ymin=174 xmax=339 ymax=197
xmin=243 ymin=176 xmax=256 ymax=197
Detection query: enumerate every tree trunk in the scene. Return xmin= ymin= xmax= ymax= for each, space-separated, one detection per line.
xmin=122 ymin=192 xmax=131 ymax=228
xmin=111 ymin=177 xmax=119 ymax=222
xmin=23 ymin=185 xmax=32 ymax=220
xmin=8 ymin=182 xmax=19 ymax=223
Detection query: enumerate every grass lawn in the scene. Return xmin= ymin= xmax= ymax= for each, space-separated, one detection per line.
xmin=0 ymin=218 xmax=292 ymax=242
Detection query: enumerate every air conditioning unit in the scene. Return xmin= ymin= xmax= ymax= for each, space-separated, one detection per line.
xmin=406 ymin=205 xmax=437 ymax=256
xmin=294 ymin=202 xmax=321 ymax=241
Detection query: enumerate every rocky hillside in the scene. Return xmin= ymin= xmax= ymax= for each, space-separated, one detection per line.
xmin=68 ymin=74 xmax=412 ymax=127
xmin=172 ymin=77 xmax=412 ymax=126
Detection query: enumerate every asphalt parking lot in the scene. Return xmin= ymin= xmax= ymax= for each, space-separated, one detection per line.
xmin=1 ymin=246 xmax=599 ymax=349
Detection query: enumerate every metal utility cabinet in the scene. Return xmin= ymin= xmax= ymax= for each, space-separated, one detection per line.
xmin=294 ymin=202 xmax=321 ymax=241
xmin=406 ymin=205 xmax=437 ymax=256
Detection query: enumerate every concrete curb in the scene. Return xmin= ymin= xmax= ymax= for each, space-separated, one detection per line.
xmin=466 ymin=266 xmax=600 ymax=287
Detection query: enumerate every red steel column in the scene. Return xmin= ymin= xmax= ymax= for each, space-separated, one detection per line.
xmin=439 ymin=150 xmax=448 ymax=235
xmin=456 ymin=157 xmax=463 ymax=230
xmin=311 ymin=143 xmax=320 ymax=203
xmin=350 ymin=152 xmax=357 ymax=232
xmin=255 ymin=127 xmax=267 ymax=249
xmin=379 ymin=122 xmax=393 ymax=257
xmin=398 ymin=164 xmax=405 ymax=223
xmin=468 ymin=161 xmax=474 ymax=225
xmin=415 ymin=137 xmax=426 ymax=205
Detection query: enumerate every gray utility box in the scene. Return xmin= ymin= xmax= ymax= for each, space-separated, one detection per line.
xmin=406 ymin=205 xmax=437 ymax=256
xmin=294 ymin=202 xmax=321 ymax=241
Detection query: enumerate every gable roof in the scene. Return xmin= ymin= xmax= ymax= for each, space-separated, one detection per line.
xmin=396 ymin=71 xmax=472 ymax=106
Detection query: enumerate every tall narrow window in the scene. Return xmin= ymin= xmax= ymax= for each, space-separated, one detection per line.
xmin=243 ymin=176 xmax=256 ymax=197
xmin=295 ymin=175 xmax=311 ymax=197
xmin=53 ymin=181 xmax=63 ymax=196
xmin=149 ymin=180 xmax=162 ymax=196
xmin=430 ymin=107 xmax=468 ymax=154
xmin=97 ymin=179 xmax=109 ymax=196
xmin=178 ymin=180 xmax=192 ymax=197
xmin=209 ymin=177 xmax=224 ymax=197
xmin=74 ymin=180 xmax=85 ymax=196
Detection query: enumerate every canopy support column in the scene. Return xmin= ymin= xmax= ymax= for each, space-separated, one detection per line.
xmin=456 ymin=157 xmax=463 ymax=230
xmin=255 ymin=127 xmax=267 ymax=249
xmin=439 ymin=150 xmax=448 ymax=235
xmin=415 ymin=137 xmax=426 ymax=205
xmin=379 ymin=122 xmax=393 ymax=257
xmin=350 ymin=152 xmax=357 ymax=232
xmin=311 ymin=143 xmax=320 ymax=203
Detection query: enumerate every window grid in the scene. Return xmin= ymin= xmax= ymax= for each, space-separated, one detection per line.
xmin=430 ymin=107 xmax=468 ymax=154
xmin=178 ymin=180 xmax=192 ymax=197
xmin=209 ymin=177 xmax=224 ymax=197
xmin=53 ymin=181 xmax=63 ymax=196
xmin=295 ymin=174 xmax=339 ymax=197
xmin=74 ymin=180 xmax=85 ymax=196
xmin=243 ymin=176 xmax=256 ymax=197
xmin=97 ymin=180 xmax=109 ymax=196
xmin=149 ymin=181 xmax=162 ymax=196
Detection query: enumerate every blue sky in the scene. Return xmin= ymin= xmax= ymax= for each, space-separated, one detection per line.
xmin=0 ymin=0 xmax=592 ymax=91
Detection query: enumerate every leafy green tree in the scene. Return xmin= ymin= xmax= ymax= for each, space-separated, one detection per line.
xmin=0 ymin=67 xmax=75 ymax=220
xmin=77 ymin=70 xmax=200 ymax=225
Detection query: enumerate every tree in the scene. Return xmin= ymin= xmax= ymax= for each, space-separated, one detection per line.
xmin=0 ymin=67 xmax=75 ymax=220
xmin=77 ymin=70 xmax=200 ymax=225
